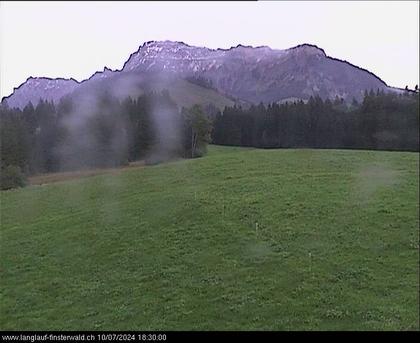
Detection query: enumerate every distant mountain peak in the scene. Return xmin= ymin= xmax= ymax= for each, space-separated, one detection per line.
xmin=2 ymin=40 xmax=398 ymax=109
xmin=88 ymin=66 xmax=115 ymax=82
xmin=25 ymin=76 xmax=79 ymax=83
xmin=287 ymin=43 xmax=327 ymax=57
xmin=140 ymin=40 xmax=192 ymax=50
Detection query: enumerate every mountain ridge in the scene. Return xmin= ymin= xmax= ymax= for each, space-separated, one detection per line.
xmin=2 ymin=40 xmax=404 ymax=109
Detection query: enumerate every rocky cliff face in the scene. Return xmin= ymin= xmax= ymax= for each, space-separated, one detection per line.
xmin=2 ymin=41 xmax=396 ymax=109
xmin=121 ymin=41 xmax=391 ymax=103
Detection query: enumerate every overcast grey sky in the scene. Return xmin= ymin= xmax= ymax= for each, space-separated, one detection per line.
xmin=0 ymin=1 xmax=418 ymax=98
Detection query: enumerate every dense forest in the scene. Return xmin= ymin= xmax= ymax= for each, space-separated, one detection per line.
xmin=213 ymin=90 xmax=419 ymax=151
xmin=0 ymin=89 xmax=418 ymax=190
xmin=0 ymin=91 xmax=212 ymax=189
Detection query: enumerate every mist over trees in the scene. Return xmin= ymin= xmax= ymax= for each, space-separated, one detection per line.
xmin=0 ymin=91 xmax=212 ymax=189
xmin=0 ymin=89 xmax=418 ymax=190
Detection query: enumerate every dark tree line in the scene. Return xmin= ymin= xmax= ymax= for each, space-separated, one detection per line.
xmin=0 ymin=91 xmax=212 ymax=189
xmin=212 ymin=90 xmax=419 ymax=152
xmin=1 ymin=88 xmax=418 ymax=190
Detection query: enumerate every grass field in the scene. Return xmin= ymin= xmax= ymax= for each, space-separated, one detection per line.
xmin=0 ymin=146 xmax=418 ymax=330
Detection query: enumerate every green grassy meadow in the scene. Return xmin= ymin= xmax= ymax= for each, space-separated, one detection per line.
xmin=0 ymin=146 xmax=418 ymax=330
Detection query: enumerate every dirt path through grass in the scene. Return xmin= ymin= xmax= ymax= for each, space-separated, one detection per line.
xmin=28 ymin=161 xmax=145 ymax=186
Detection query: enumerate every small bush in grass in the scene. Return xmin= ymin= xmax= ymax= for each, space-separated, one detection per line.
xmin=1 ymin=165 xmax=27 ymax=190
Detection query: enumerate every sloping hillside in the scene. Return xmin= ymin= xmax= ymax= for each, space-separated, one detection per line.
xmin=65 ymin=71 xmax=235 ymax=110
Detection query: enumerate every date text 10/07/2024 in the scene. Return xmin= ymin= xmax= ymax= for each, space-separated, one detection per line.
xmin=97 ymin=334 xmax=167 ymax=341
